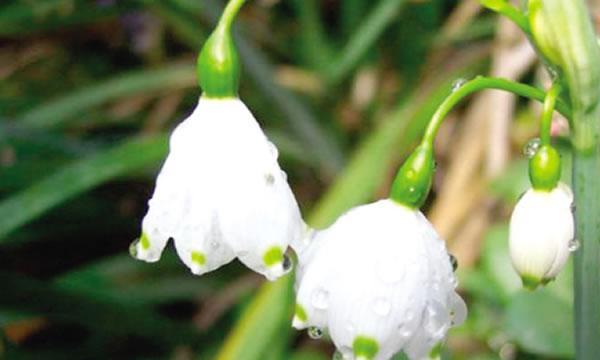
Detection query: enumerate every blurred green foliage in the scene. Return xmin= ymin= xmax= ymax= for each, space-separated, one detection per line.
xmin=0 ymin=0 xmax=575 ymax=359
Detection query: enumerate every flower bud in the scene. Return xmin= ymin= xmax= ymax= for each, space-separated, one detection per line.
xmin=509 ymin=183 xmax=575 ymax=289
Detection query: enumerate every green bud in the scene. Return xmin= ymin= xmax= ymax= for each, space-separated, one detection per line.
xmin=529 ymin=145 xmax=562 ymax=191
xmin=390 ymin=143 xmax=435 ymax=209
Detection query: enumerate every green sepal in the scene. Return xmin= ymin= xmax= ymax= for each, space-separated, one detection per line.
xmin=390 ymin=143 xmax=435 ymax=209
xmin=197 ymin=25 xmax=240 ymax=98
xmin=294 ymin=303 xmax=308 ymax=322
xmin=529 ymin=145 xmax=561 ymax=191
xmin=528 ymin=0 xmax=562 ymax=67
xmin=262 ymin=246 xmax=283 ymax=267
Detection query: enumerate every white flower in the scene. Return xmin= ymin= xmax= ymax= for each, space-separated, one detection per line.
xmin=131 ymin=96 xmax=304 ymax=281
xmin=293 ymin=200 xmax=466 ymax=360
xmin=509 ymin=182 xmax=575 ymax=288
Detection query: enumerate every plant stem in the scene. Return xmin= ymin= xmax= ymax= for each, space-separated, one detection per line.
xmin=539 ymin=82 xmax=561 ymax=145
xmin=420 ymin=76 xmax=572 ymax=146
xmin=218 ymin=0 xmax=246 ymax=30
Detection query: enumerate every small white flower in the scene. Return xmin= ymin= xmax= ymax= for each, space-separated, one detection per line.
xmin=509 ymin=182 xmax=575 ymax=288
xmin=131 ymin=96 xmax=304 ymax=281
xmin=293 ymin=200 xmax=466 ymax=360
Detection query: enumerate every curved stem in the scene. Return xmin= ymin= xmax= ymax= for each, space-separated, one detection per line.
xmin=421 ymin=76 xmax=572 ymax=146
xmin=539 ymin=82 xmax=561 ymax=145
xmin=219 ymin=0 xmax=246 ymax=30
xmin=480 ymin=0 xmax=530 ymax=34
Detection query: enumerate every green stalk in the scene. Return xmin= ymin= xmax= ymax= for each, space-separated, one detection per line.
xmin=420 ymin=76 xmax=572 ymax=145
xmin=527 ymin=0 xmax=600 ymax=357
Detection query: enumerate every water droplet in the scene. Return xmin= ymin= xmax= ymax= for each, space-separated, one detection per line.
xmin=129 ymin=239 xmax=139 ymax=259
xmin=568 ymin=238 xmax=580 ymax=252
xmin=311 ymin=288 xmax=329 ymax=310
xmin=452 ymin=78 xmax=467 ymax=92
xmin=373 ymin=298 xmax=391 ymax=316
xmin=281 ymin=170 xmax=288 ymax=181
xmin=376 ymin=257 xmax=405 ymax=284
xmin=210 ymin=240 xmax=220 ymax=249
xmin=523 ymin=138 xmax=541 ymax=158
xmin=282 ymin=253 xmax=293 ymax=273
xmin=307 ymin=326 xmax=323 ymax=339
xmin=332 ymin=350 xmax=344 ymax=360
xmin=448 ymin=254 xmax=458 ymax=271
xmin=265 ymin=173 xmax=275 ymax=185
xmin=424 ymin=300 xmax=450 ymax=340
xmin=570 ymin=202 xmax=576 ymax=214
xmin=409 ymin=186 xmax=416 ymax=193
xmin=450 ymin=293 xmax=467 ymax=326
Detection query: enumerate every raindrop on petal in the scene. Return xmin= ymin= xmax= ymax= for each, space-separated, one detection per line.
xmin=282 ymin=253 xmax=293 ymax=273
xmin=129 ymin=239 xmax=139 ymax=259
xmin=332 ymin=351 xmax=344 ymax=360
xmin=311 ymin=288 xmax=330 ymax=310
xmin=450 ymin=294 xmax=467 ymax=326
xmin=268 ymin=141 xmax=279 ymax=158
xmin=424 ymin=300 xmax=450 ymax=340
xmin=448 ymin=254 xmax=458 ymax=272
xmin=372 ymin=297 xmax=391 ymax=316
xmin=523 ymin=138 xmax=541 ymax=158
xmin=281 ymin=170 xmax=288 ymax=181
xmin=265 ymin=172 xmax=275 ymax=185
xmin=308 ymin=326 xmax=323 ymax=339
xmin=568 ymin=238 xmax=581 ymax=252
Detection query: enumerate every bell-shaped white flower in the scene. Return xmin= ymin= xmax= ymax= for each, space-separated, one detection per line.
xmin=130 ymin=96 xmax=304 ymax=281
xmin=293 ymin=199 xmax=466 ymax=360
xmin=509 ymin=182 xmax=575 ymax=288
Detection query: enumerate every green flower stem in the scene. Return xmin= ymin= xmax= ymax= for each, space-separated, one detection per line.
xmin=218 ymin=0 xmax=246 ymax=30
xmin=539 ymin=82 xmax=561 ymax=145
xmin=420 ymin=76 xmax=572 ymax=146
xmin=480 ymin=0 xmax=530 ymax=34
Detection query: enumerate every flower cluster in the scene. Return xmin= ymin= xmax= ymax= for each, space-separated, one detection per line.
xmin=128 ymin=0 xmax=580 ymax=358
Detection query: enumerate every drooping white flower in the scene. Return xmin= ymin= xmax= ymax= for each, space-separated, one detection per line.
xmin=509 ymin=182 xmax=575 ymax=288
xmin=130 ymin=96 xmax=305 ymax=281
xmin=293 ymin=199 xmax=466 ymax=360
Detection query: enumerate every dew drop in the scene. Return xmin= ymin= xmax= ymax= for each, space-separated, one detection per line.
xmin=311 ymin=288 xmax=330 ymax=310
xmin=424 ymin=300 xmax=450 ymax=340
xmin=448 ymin=254 xmax=458 ymax=272
xmin=281 ymin=170 xmax=288 ymax=181
xmin=451 ymin=78 xmax=467 ymax=92
xmin=568 ymin=238 xmax=581 ymax=252
xmin=282 ymin=253 xmax=293 ymax=273
xmin=372 ymin=298 xmax=391 ymax=316
xmin=308 ymin=326 xmax=323 ymax=339
xmin=570 ymin=202 xmax=576 ymax=214
xmin=332 ymin=350 xmax=344 ymax=360
xmin=210 ymin=240 xmax=220 ymax=250
xmin=523 ymin=138 xmax=541 ymax=158
xmin=265 ymin=173 xmax=275 ymax=185
xmin=450 ymin=293 xmax=468 ymax=326
xmin=129 ymin=239 xmax=139 ymax=259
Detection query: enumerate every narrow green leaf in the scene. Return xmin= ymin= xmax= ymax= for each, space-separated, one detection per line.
xmin=0 ymin=135 xmax=167 ymax=242
xmin=19 ymin=65 xmax=195 ymax=129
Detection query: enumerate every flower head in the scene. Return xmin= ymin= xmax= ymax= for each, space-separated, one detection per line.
xmin=293 ymin=200 xmax=466 ymax=360
xmin=509 ymin=182 xmax=575 ymax=289
xmin=131 ymin=97 xmax=304 ymax=280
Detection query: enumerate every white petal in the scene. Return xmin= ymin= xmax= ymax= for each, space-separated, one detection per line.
xmin=293 ymin=200 xmax=465 ymax=360
xmin=509 ymin=183 xmax=574 ymax=283
xmin=138 ymin=97 xmax=304 ymax=280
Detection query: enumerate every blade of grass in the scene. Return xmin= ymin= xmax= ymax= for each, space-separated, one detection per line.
xmin=18 ymin=64 xmax=195 ymax=129
xmin=0 ymin=271 xmax=198 ymax=345
xmin=157 ymin=0 xmax=345 ymax=175
xmin=0 ymin=134 xmax=168 ymax=242
xmin=215 ymin=49 xmax=488 ymax=360
xmin=325 ymin=0 xmax=409 ymax=85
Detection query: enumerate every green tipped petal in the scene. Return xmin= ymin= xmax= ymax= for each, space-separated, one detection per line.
xmin=140 ymin=232 xmax=151 ymax=250
xmin=390 ymin=143 xmax=435 ymax=209
xmin=263 ymin=246 xmax=283 ymax=267
xmin=191 ymin=251 xmax=206 ymax=266
xmin=295 ymin=303 xmax=308 ymax=322
xmin=352 ymin=336 xmax=379 ymax=360
xmin=521 ymin=274 xmax=542 ymax=290
xmin=529 ymin=145 xmax=561 ymax=191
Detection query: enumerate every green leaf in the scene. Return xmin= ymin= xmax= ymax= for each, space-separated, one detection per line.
xmin=505 ymin=289 xmax=574 ymax=358
xmin=0 ymin=135 xmax=167 ymax=242
xmin=18 ymin=65 xmax=195 ymax=129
